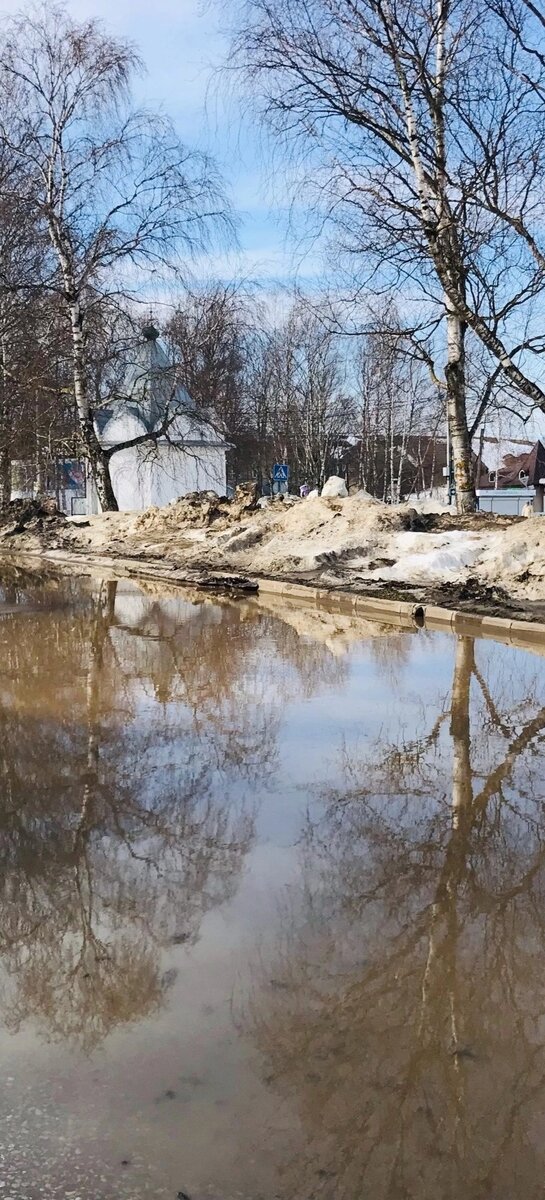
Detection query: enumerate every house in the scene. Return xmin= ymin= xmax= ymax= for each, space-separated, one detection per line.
xmin=475 ymin=437 xmax=545 ymax=515
xmin=342 ymin=432 xmax=451 ymax=501
xmin=85 ymin=323 xmax=229 ymax=513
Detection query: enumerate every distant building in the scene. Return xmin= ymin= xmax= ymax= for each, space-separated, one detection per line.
xmin=344 ymin=432 xmax=450 ymax=501
xmin=85 ymin=323 xmax=229 ymax=513
xmin=9 ymin=325 xmax=229 ymax=516
xmin=475 ymin=437 xmax=545 ymax=515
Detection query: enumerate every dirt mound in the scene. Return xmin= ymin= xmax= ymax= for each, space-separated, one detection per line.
xmin=135 ymin=482 xmax=259 ymax=534
xmin=0 ymin=496 xmax=62 ymax=522
xmin=0 ymin=498 xmax=67 ymax=537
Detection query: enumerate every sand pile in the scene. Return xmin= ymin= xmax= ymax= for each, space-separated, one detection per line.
xmin=5 ymin=483 xmax=545 ymax=609
xmin=135 ymin=482 xmax=259 ymax=534
xmin=126 ymin=491 xmax=403 ymax=575
xmin=247 ymin=494 xmax=411 ymax=574
xmin=60 ymin=491 xmax=416 ymax=580
xmin=127 ymin=491 xmax=412 ymax=575
xmin=476 ymin=516 xmax=545 ymax=596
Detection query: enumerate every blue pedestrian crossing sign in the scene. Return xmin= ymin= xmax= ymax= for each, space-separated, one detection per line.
xmin=273 ymin=462 xmax=289 ymax=482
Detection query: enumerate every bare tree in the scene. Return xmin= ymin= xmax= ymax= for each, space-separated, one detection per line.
xmin=0 ymin=3 xmax=231 ymax=509
xmin=286 ymin=305 xmax=354 ymax=490
xmin=228 ymin=0 xmax=545 ymax=512
xmin=243 ymin=323 xmax=284 ymax=488
xmin=0 ymin=149 xmax=51 ymax=504
xmin=355 ymin=308 xmax=442 ymax=502
xmin=165 ymin=282 xmax=253 ymax=484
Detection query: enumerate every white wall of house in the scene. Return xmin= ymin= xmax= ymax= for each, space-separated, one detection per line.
xmin=88 ymin=410 xmax=228 ymax=514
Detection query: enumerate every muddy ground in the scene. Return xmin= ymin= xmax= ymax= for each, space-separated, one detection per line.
xmin=1 ymin=487 xmax=544 ymax=622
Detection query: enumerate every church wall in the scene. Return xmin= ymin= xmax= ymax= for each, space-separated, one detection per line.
xmin=89 ymin=327 xmax=229 ymax=513
xmin=92 ymin=400 xmax=228 ymax=511
xmin=87 ymin=444 xmax=227 ymax=513
xmin=109 ymin=446 xmax=153 ymax=511
xmin=146 ymin=444 xmax=227 ymax=508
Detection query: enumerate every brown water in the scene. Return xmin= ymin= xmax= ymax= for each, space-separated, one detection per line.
xmin=1 ymin=564 xmax=545 ymax=1199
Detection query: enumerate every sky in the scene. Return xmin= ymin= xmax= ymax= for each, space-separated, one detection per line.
xmin=0 ymin=0 xmax=543 ymax=444
xmin=0 ymin=0 xmax=301 ymax=288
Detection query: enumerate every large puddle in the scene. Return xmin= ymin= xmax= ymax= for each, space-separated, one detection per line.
xmin=1 ymin=564 xmax=545 ymax=1199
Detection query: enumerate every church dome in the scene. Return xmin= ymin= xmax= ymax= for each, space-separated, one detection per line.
xmin=97 ymin=324 xmax=195 ymax=438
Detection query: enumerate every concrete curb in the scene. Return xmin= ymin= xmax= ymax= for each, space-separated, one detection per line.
xmin=256 ymin=578 xmax=545 ymax=648
xmin=4 ymin=547 xmax=545 ymax=651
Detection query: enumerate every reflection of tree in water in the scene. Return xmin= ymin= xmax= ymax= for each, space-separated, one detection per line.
xmin=0 ymin=578 xmax=254 ymax=1050
xmin=110 ymin=584 xmax=349 ymax=780
xmin=249 ymin=636 xmax=545 ymax=1199
xmin=367 ymin=627 xmax=414 ymax=678
xmin=0 ymin=568 xmax=348 ymax=1052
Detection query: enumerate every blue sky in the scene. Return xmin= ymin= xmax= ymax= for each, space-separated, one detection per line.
xmin=72 ymin=0 xmax=309 ymax=287
xmin=0 ymin=0 xmax=301 ymax=286
xmin=0 ymin=0 xmax=544 ymax=441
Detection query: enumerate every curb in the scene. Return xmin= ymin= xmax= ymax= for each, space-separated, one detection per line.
xmin=4 ymin=548 xmax=545 ymax=651
xmin=256 ymin=578 xmax=545 ymax=647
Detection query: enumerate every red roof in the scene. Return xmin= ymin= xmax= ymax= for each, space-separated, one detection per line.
xmin=477 ymin=440 xmax=545 ymax=489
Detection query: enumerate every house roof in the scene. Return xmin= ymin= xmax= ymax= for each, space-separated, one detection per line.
xmin=476 ymin=439 xmax=545 ymax=489
xmin=96 ymin=324 xmax=196 ymax=436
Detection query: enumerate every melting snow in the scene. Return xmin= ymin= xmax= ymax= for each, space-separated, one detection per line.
xmin=369 ymin=531 xmax=486 ymax=583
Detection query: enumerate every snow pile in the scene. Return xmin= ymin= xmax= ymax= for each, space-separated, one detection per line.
xmin=321 ymin=475 xmax=348 ymax=498
xmin=367 ymin=531 xmax=487 ymax=584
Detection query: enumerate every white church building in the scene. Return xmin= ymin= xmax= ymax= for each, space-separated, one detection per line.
xmin=86 ymin=323 xmax=229 ymax=513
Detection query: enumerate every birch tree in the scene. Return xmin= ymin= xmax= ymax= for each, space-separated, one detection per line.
xmin=0 ymin=153 xmax=49 ymax=505
xmin=0 ymin=3 xmax=231 ymax=509
xmin=229 ymin=0 xmax=545 ymax=512
xmin=355 ymin=318 xmax=442 ymax=502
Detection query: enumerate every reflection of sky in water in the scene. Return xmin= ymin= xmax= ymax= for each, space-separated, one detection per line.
xmin=0 ymin=569 xmax=545 ymax=1199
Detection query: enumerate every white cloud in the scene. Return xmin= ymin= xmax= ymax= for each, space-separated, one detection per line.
xmin=0 ymin=0 xmax=311 ymax=288
xmin=0 ymin=0 xmax=227 ymax=131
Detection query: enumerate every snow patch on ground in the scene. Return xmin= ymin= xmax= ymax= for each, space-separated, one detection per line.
xmin=369 ymin=531 xmax=487 ymax=583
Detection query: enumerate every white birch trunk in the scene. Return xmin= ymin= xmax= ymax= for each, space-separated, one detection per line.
xmin=445 ymin=300 xmax=475 ymax=513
